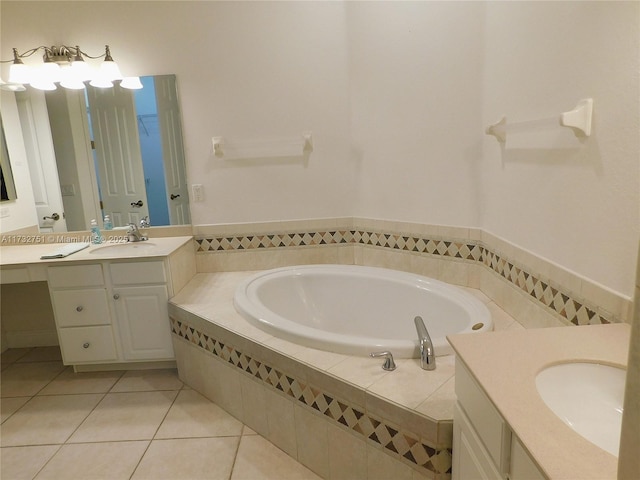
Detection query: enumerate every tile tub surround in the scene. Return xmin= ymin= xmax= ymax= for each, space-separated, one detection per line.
xmin=168 ymin=271 xmax=522 ymax=480
xmin=193 ymin=218 xmax=632 ymax=328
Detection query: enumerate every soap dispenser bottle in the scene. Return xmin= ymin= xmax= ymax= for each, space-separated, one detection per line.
xmin=103 ymin=215 xmax=113 ymax=231
xmin=90 ymin=219 xmax=103 ymax=244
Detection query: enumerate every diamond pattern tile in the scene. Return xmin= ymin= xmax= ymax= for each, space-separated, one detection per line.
xmin=171 ymin=317 xmax=452 ymax=477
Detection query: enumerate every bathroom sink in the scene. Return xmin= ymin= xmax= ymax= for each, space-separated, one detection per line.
xmin=89 ymin=242 xmax=158 ymax=256
xmin=535 ymin=362 xmax=625 ymax=456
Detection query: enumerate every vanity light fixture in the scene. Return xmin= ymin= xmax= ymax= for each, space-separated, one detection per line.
xmin=0 ymin=45 xmax=142 ymax=91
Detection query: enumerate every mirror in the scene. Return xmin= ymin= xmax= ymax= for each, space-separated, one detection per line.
xmin=0 ymin=113 xmax=17 ymax=202
xmin=16 ymin=75 xmax=190 ymax=232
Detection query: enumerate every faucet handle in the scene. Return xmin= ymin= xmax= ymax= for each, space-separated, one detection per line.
xmin=370 ymin=351 xmax=397 ymax=371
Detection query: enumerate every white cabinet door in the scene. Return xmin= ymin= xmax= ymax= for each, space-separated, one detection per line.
xmin=112 ymin=285 xmax=174 ymax=361
xmin=453 ymin=404 xmax=502 ymax=480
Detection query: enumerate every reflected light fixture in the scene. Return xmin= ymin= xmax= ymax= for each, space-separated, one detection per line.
xmin=1 ymin=45 xmax=142 ymax=91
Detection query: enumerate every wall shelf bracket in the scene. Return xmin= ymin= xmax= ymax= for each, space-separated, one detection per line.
xmin=486 ymin=98 xmax=593 ymax=144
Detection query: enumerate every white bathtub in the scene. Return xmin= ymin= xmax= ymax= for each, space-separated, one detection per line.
xmin=233 ymin=265 xmax=492 ymax=358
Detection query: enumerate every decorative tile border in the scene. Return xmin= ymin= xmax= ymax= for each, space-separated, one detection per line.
xmin=195 ymin=228 xmax=612 ymax=325
xmin=171 ymin=317 xmax=451 ymax=477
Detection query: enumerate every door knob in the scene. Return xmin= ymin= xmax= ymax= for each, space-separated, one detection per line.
xmin=131 ymin=200 xmax=144 ymax=207
xmin=170 ymin=194 xmax=181 ymax=200
xmin=43 ymin=213 xmax=60 ymax=221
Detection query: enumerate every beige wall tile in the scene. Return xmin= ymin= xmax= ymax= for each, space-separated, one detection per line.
xmin=240 ymin=374 xmax=269 ymax=436
xmin=264 ymin=387 xmax=297 ymax=459
xmin=197 ymin=350 xmax=243 ymax=420
xmin=366 ymin=444 xmax=415 ymax=480
xmin=327 ymin=423 xmax=367 ymax=480
xmin=294 ymin=404 xmax=330 ymax=478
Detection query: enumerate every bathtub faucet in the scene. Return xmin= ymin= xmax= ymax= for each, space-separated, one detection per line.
xmin=414 ymin=316 xmax=436 ymax=370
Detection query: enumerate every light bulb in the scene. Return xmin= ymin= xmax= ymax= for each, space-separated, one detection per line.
xmin=89 ymin=76 xmax=113 ymax=88
xmin=9 ymin=63 xmax=30 ymax=84
xmin=120 ymin=76 xmax=143 ymax=90
xmin=30 ymin=79 xmax=57 ymax=91
xmin=60 ymin=66 xmax=85 ymax=90
xmin=97 ymin=60 xmax=122 ymax=82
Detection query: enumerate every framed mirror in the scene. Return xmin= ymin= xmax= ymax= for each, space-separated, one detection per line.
xmin=16 ymin=74 xmax=189 ymax=232
xmin=0 ymin=113 xmax=18 ymax=202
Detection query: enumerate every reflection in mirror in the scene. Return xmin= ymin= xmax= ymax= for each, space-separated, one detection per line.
xmin=16 ymin=75 xmax=190 ymax=232
xmin=0 ymin=114 xmax=18 ymax=201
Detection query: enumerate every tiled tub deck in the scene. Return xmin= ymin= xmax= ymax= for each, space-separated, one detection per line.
xmin=169 ymin=271 xmax=521 ymax=480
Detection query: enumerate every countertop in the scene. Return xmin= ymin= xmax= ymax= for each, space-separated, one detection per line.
xmin=448 ymin=323 xmax=630 ymax=480
xmin=0 ymin=236 xmax=193 ymax=266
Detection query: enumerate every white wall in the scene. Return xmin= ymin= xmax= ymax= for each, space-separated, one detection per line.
xmin=347 ymin=1 xmax=485 ymax=227
xmin=481 ymin=1 xmax=639 ymax=296
xmin=1 ymin=1 xmax=638 ymax=296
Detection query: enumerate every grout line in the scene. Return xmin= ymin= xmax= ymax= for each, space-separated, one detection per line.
xmin=227 ymin=434 xmax=243 ymax=480
xmin=128 ymin=386 xmax=182 ymax=479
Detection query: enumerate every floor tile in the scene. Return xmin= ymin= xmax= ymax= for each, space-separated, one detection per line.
xmin=1 ymin=396 xmax=31 ymax=423
xmin=38 ymin=367 xmax=124 ymax=395
xmin=68 ymin=390 xmax=178 ymax=443
xmin=34 ymin=440 xmax=149 ymax=480
xmin=1 ymin=348 xmax=32 ymax=365
xmin=231 ymin=435 xmax=322 ymax=480
xmin=132 ymin=437 xmax=239 ymax=480
xmin=155 ymin=389 xmax=243 ymax=439
xmin=110 ymin=368 xmax=183 ymax=392
xmin=0 ymin=445 xmax=60 ymax=480
xmin=1 ymin=361 xmax=65 ymax=397
xmin=17 ymin=346 xmax=63 ymax=363
xmin=0 ymin=394 xmax=103 ymax=446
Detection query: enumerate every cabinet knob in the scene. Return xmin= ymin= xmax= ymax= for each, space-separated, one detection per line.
xmin=83 ymin=342 xmax=90 ymax=349
xmin=113 ymin=294 xmax=120 ymax=300
xmin=76 ymin=306 xmax=84 ymax=312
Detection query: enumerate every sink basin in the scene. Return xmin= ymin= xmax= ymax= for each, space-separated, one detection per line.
xmin=89 ymin=242 xmax=158 ymax=256
xmin=535 ymin=362 xmax=625 ymax=456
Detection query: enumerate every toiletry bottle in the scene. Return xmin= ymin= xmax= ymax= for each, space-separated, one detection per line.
xmin=103 ymin=215 xmax=113 ymax=231
xmin=90 ymin=219 xmax=103 ymax=244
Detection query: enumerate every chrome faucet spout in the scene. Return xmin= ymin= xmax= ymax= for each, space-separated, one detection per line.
xmin=126 ymin=223 xmax=148 ymax=242
xmin=414 ymin=316 xmax=436 ymax=370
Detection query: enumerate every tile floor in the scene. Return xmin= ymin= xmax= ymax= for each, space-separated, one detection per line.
xmin=1 ymin=346 xmax=321 ymax=480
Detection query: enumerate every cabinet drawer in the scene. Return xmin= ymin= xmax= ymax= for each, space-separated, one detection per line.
xmin=110 ymin=261 xmax=166 ymax=285
xmin=455 ymin=361 xmax=510 ymax=474
xmin=58 ymin=326 xmax=118 ymax=363
xmin=51 ymin=289 xmax=111 ymax=327
xmin=48 ymin=264 xmax=104 ymax=288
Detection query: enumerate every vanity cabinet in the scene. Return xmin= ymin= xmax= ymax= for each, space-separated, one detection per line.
xmin=47 ymin=260 xmax=174 ymax=366
xmin=109 ymin=262 xmax=173 ymax=361
xmin=453 ymin=360 xmax=545 ymax=480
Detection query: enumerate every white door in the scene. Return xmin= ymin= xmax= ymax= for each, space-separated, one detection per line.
xmin=154 ymin=75 xmax=190 ymax=224
xmin=15 ymin=90 xmax=68 ymax=232
xmin=112 ymin=285 xmax=174 ymax=361
xmin=87 ymin=86 xmax=149 ymax=227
